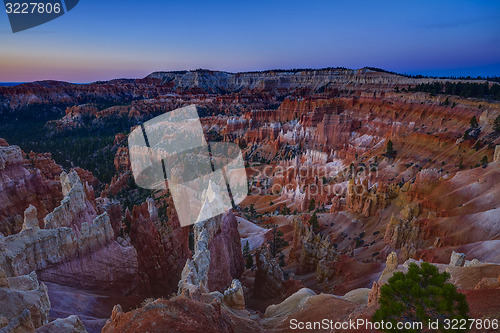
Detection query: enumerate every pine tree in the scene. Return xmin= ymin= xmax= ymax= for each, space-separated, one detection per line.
xmin=243 ymin=240 xmax=253 ymax=268
xmin=372 ymin=262 xmax=469 ymax=333
xmin=386 ymin=140 xmax=395 ymax=157
xmin=309 ymin=211 xmax=319 ymax=233
xmin=308 ymin=198 xmax=316 ymax=211
xmin=243 ymin=240 xmax=250 ymax=258
xmin=269 ymin=224 xmax=289 ymax=257
xmin=246 ymin=253 xmax=253 ymax=269
xmin=493 ymin=115 xmax=500 ymax=133
xmin=481 ymin=155 xmax=488 ymax=168
xmin=470 ymin=116 xmax=478 ymax=128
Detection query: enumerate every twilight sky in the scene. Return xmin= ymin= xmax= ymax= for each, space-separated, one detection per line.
xmin=1 ymin=0 xmax=499 ymax=83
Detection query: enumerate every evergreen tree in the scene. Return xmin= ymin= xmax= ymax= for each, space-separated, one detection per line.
xmin=493 ymin=115 xmax=500 ymax=133
xmin=281 ymin=205 xmax=291 ymax=215
xmin=481 ymin=155 xmax=488 ymax=168
xmin=243 ymin=240 xmax=250 ymax=258
xmin=386 ymin=140 xmax=395 ymax=157
xmin=246 ymin=253 xmax=253 ymax=268
xmin=269 ymin=224 xmax=289 ymax=257
xmin=243 ymin=240 xmax=253 ymax=268
xmin=308 ymin=198 xmax=316 ymax=211
xmin=278 ymin=253 xmax=286 ymax=267
xmin=309 ymin=211 xmax=319 ymax=233
xmin=372 ymin=262 xmax=469 ymax=333
xmin=470 ymin=116 xmax=478 ymax=128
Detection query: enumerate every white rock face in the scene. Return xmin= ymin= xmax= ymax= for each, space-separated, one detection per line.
xmin=178 ymin=211 xmax=241 ymax=295
xmin=44 ymin=170 xmax=96 ymax=229
xmin=178 ymin=225 xmax=212 ymax=295
xmin=464 ymin=258 xmax=482 ymax=267
xmin=147 ymin=68 xmax=448 ymax=93
xmin=196 ymin=180 xmax=227 ymax=223
xmin=0 ymin=213 xmax=114 ymax=277
xmin=385 ymin=251 xmax=399 ymax=272
xmin=449 ymin=251 xmax=466 ymax=267
xmin=264 ymin=288 xmax=316 ymax=319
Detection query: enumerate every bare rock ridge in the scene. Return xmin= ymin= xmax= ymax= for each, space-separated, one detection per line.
xmin=178 ymin=210 xmax=244 ymax=295
xmin=43 ymin=170 xmax=98 ymax=230
xmin=146 ymin=68 xmax=475 ymax=93
xmin=103 ymin=211 xmax=248 ymax=333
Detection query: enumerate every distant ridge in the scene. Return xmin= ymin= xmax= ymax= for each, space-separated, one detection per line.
xmin=149 ymin=67 xmax=500 ymax=82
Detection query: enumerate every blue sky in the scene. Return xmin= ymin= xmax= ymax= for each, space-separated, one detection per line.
xmin=1 ymin=0 xmax=499 ymax=82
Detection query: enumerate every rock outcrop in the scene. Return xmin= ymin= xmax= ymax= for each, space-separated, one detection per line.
xmin=0 ymin=213 xmax=114 ymax=277
xmin=178 ymin=210 xmax=244 ymax=295
xmin=0 ymin=270 xmax=50 ymax=332
xmin=345 ymin=178 xmax=390 ymax=217
xmin=221 ymin=279 xmax=245 ymax=310
xmin=253 ymin=246 xmax=286 ymax=300
xmin=43 ymin=170 xmax=98 ymax=231
xmin=384 ymin=203 xmax=421 ymax=260
xmin=290 ymin=219 xmax=337 ymax=275
xmin=22 ymin=205 xmax=39 ymax=231
xmin=0 ymin=170 xmax=116 ymax=277
xmin=101 ymin=296 xmax=235 ymax=333
xmin=449 ymin=251 xmax=466 ymax=267
xmin=0 ymin=141 xmax=62 ymax=235
xmin=129 ymin=198 xmax=189 ymax=296
xmin=36 ymin=315 xmax=88 ymax=333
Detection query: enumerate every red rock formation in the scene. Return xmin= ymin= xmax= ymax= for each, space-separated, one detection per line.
xmin=207 ymin=211 xmax=245 ymax=291
xmin=113 ymin=133 xmax=127 ymax=146
xmin=129 ymin=198 xmax=190 ymax=296
xmin=101 ymin=172 xmax=130 ymax=198
xmin=102 ymin=297 xmax=235 ymax=333
xmin=73 ymin=166 xmax=99 ymax=190
xmin=0 ymin=141 xmax=63 ymax=235
xmin=113 ymin=147 xmax=130 ymax=173
xmin=26 ymin=151 xmax=62 ymax=180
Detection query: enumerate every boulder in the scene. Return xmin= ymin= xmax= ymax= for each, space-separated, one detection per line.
xmin=449 ymin=251 xmax=466 ymax=267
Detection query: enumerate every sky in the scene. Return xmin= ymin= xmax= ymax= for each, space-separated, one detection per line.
xmin=0 ymin=0 xmax=499 ymax=83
